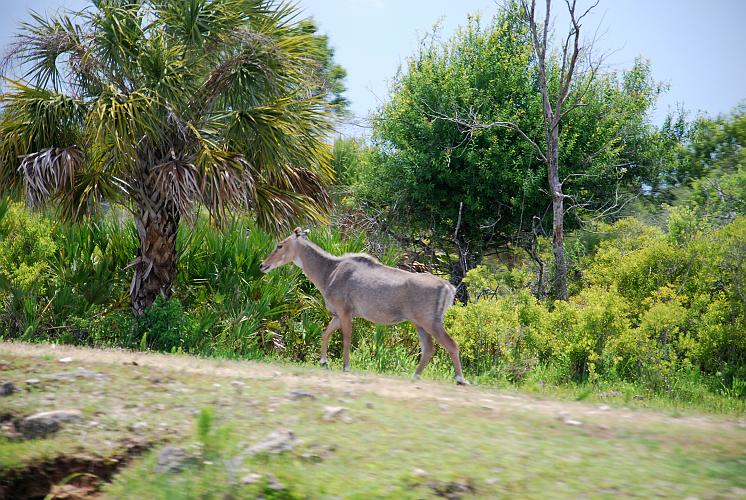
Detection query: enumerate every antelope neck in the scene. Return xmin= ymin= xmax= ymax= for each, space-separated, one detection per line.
xmin=296 ymin=240 xmax=339 ymax=293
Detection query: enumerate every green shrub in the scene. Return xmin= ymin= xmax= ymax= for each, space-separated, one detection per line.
xmin=137 ymin=296 xmax=195 ymax=353
xmin=0 ymin=201 xmax=57 ymax=292
xmin=445 ymin=289 xmax=544 ymax=379
xmin=559 ymin=287 xmax=631 ymax=382
xmin=0 ymin=200 xmax=57 ymax=337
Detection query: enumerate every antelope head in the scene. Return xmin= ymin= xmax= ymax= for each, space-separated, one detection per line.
xmin=259 ymin=227 xmax=309 ymax=273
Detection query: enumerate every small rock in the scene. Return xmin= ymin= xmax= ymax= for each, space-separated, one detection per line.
xmin=154 ymin=445 xmax=189 ymax=473
xmin=557 ymin=411 xmax=581 ymax=426
xmin=633 ymin=395 xmax=644 ymax=401
xmin=58 ymin=357 xmax=73 ymax=363
xmin=439 ymin=404 xmax=450 ymax=411
xmin=130 ymin=421 xmax=148 ymax=432
xmin=365 ymin=401 xmax=374 ymax=409
xmin=300 ymin=451 xmax=323 ymax=463
xmin=230 ymin=380 xmax=245 ymax=393
xmin=412 ymin=468 xmax=428 ymax=478
xmin=485 ymin=477 xmax=500 ymax=485
xmin=240 ymin=472 xmax=262 ymax=484
xmin=20 ymin=409 xmax=83 ymax=439
xmin=323 ymin=406 xmax=348 ymax=422
xmin=1 ymin=381 xmax=16 ymax=396
xmin=246 ymin=429 xmax=296 ymax=455
xmin=25 ymin=379 xmax=40 ymax=386
xmin=288 ymin=390 xmax=316 ymax=401
xmin=598 ymin=405 xmax=610 ymax=411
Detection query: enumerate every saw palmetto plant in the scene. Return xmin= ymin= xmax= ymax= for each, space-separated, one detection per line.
xmin=0 ymin=0 xmax=335 ymax=315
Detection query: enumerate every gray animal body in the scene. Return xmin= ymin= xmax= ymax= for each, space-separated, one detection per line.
xmin=260 ymin=228 xmax=467 ymax=385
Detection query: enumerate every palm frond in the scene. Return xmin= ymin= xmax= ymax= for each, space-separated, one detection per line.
xmin=2 ymin=12 xmax=81 ymax=90
xmin=87 ymin=85 xmax=165 ymax=164
xmin=18 ymin=146 xmax=84 ymax=207
xmin=153 ymin=158 xmax=201 ymax=222
xmin=2 ymin=0 xmax=336 ymax=230
xmin=0 ymin=81 xmax=86 ymax=195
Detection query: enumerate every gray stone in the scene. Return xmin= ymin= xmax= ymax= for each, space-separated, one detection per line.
xmin=154 ymin=445 xmax=189 ymax=473
xmin=20 ymin=409 xmax=83 ymax=438
xmin=25 ymin=379 xmax=40 ymax=386
xmin=246 ymin=429 xmax=296 ymax=455
xmin=323 ymin=406 xmax=353 ymax=423
xmin=130 ymin=421 xmax=149 ymax=432
xmin=288 ymin=390 xmax=316 ymax=401
xmin=1 ymin=381 xmax=16 ymax=396
xmin=412 ymin=468 xmax=429 ymax=478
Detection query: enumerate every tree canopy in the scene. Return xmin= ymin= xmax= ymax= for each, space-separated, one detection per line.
xmin=0 ymin=0 xmax=340 ymax=313
xmin=354 ymin=3 xmax=666 ymax=289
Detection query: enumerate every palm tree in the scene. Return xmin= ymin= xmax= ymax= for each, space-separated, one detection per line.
xmin=0 ymin=0 xmax=335 ymax=315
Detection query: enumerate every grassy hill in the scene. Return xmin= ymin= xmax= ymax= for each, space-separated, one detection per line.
xmin=1 ymin=342 xmax=745 ymax=499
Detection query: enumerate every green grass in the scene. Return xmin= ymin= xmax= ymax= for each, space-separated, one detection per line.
xmin=1 ymin=343 xmax=745 ymax=499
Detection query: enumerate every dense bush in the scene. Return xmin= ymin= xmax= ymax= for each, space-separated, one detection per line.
xmin=0 ymin=198 xmax=744 ymax=406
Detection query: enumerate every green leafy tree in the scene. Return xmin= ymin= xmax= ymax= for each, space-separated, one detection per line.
xmin=0 ymin=0 xmax=335 ymax=315
xmin=682 ymin=104 xmax=746 ymax=223
xmin=360 ymin=3 xmax=663 ymax=298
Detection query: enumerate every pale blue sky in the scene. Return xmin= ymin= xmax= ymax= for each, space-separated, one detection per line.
xmin=2 ymin=0 xmax=745 ymax=128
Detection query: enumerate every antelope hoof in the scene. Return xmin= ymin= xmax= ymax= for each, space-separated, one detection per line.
xmin=320 ymin=361 xmax=328 ymax=369
xmin=455 ymin=376 xmax=469 ymax=386
xmin=412 ymin=373 xmax=421 ymax=381
xmin=343 ymin=366 xmax=350 ymax=373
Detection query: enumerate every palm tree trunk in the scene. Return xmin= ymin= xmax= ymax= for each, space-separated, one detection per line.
xmin=130 ymin=168 xmax=180 ymax=316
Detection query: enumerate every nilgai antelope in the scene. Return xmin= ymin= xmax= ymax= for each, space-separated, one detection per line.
xmin=260 ymin=227 xmax=468 ymax=385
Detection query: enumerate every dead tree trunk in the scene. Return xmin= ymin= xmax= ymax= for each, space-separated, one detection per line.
xmin=522 ymin=0 xmax=598 ymax=300
xmin=547 ymin=120 xmax=568 ymax=300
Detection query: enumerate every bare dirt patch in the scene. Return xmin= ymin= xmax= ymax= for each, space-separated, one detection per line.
xmin=0 ymin=438 xmax=151 ymax=499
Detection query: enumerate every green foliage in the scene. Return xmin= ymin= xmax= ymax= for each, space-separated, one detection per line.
xmin=445 ymin=289 xmax=543 ymax=381
xmin=137 ymin=296 xmax=194 ymax=353
xmin=666 ymin=103 xmax=746 ymax=222
xmin=354 ymin=4 xmax=666 ymax=270
xmin=0 ymin=0 xmax=338 ymax=234
xmin=0 ymin=200 xmax=56 ymax=293
xmin=0 ymin=201 xmax=744 ymax=409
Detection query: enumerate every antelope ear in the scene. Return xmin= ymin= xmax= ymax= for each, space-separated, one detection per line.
xmin=293 ymin=227 xmax=302 ymax=238
xmin=301 ymin=229 xmax=310 ymax=239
